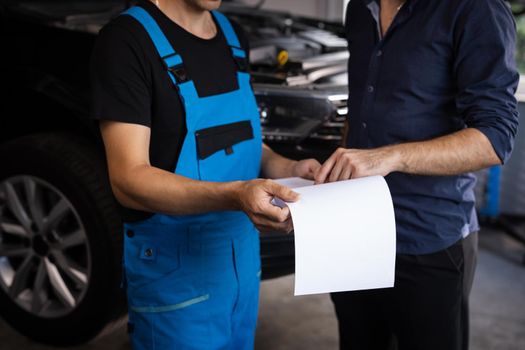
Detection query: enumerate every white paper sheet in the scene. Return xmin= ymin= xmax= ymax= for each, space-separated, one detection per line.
xmin=273 ymin=177 xmax=314 ymax=189
xmin=275 ymin=176 xmax=396 ymax=296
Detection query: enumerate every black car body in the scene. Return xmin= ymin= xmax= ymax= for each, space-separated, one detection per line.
xmin=0 ymin=0 xmax=348 ymax=345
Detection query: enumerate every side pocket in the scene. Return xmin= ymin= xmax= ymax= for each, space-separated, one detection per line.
xmin=412 ymin=240 xmax=464 ymax=275
xmin=123 ymin=227 xmax=182 ymax=294
xmin=444 ymin=240 xmax=465 ymax=273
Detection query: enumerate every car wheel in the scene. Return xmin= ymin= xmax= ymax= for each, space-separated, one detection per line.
xmin=0 ymin=132 xmax=126 ymax=346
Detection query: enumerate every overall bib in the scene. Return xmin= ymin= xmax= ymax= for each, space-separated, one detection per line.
xmin=121 ymin=6 xmax=263 ymax=349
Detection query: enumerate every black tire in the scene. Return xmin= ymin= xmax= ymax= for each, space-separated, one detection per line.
xmin=0 ymin=132 xmax=126 ymax=346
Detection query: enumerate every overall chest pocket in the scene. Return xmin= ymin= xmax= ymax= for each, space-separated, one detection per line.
xmin=195 ymin=120 xmax=256 ymax=182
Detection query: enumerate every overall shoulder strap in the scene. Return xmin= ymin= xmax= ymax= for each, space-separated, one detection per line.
xmin=212 ymin=11 xmax=248 ymax=71
xmin=122 ymin=6 xmax=187 ymax=84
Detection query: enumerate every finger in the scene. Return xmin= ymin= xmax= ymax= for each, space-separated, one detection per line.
xmin=257 ymin=217 xmax=294 ymax=234
xmin=305 ymin=160 xmax=322 ymax=180
xmin=338 ymin=164 xmax=352 ymax=181
xmin=328 ymin=156 xmax=345 ymax=183
xmin=308 ymin=159 xmax=322 ymax=172
xmin=315 ymin=150 xmax=339 ymax=184
xmin=266 ymin=219 xmax=293 ymax=234
xmin=274 ymin=218 xmax=294 ymax=234
xmin=255 ymin=224 xmax=276 ymax=234
xmin=284 ymin=217 xmax=294 ymax=234
xmin=269 ymin=182 xmax=300 ymax=203
xmin=302 ymin=169 xmax=316 ymax=180
xmin=254 ymin=214 xmax=293 ymax=233
xmin=259 ymin=200 xmax=291 ymax=223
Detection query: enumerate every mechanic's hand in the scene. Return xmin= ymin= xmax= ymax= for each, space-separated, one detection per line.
xmin=291 ymin=158 xmax=322 ymax=180
xmin=314 ymin=147 xmax=399 ymax=184
xmin=236 ymin=179 xmax=300 ymax=233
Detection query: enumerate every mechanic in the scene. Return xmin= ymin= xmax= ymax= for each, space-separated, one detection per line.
xmin=90 ymin=0 xmax=320 ymax=349
xmin=315 ymin=0 xmax=519 ymax=349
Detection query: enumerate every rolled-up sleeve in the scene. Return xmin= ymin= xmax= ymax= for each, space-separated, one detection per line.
xmin=454 ymin=0 xmax=520 ymax=164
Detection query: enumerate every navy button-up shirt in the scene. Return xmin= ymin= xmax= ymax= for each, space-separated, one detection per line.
xmin=345 ymin=0 xmax=520 ymax=254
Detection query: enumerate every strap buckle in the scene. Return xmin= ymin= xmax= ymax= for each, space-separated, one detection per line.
xmin=168 ymin=65 xmax=189 ymax=84
xmin=161 ymin=53 xmax=189 ymax=84
xmin=230 ymin=46 xmax=249 ymax=72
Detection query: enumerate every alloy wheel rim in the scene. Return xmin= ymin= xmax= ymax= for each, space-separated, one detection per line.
xmin=0 ymin=175 xmax=91 ymax=318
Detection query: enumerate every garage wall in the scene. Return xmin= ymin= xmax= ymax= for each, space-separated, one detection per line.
xmin=260 ymin=0 xmax=347 ymax=22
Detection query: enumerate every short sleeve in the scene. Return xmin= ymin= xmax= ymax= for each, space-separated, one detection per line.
xmin=89 ymin=21 xmax=152 ymax=127
xmin=453 ymin=0 xmax=520 ymax=164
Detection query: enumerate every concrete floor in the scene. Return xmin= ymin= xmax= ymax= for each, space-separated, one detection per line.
xmin=0 ymin=227 xmax=524 ymax=350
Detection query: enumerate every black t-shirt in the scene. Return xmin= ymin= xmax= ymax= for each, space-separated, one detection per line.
xmin=89 ymin=0 xmax=249 ymax=221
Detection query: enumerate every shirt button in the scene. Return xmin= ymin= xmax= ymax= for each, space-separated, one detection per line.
xmin=367 ymin=85 xmax=375 ymax=93
xmin=126 ymin=229 xmax=135 ymax=238
xmin=377 ymin=50 xmax=383 ymax=57
xmin=144 ymin=248 xmax=153 ymax=257
xmin=362 ymin=122 xmax=367 ymax=129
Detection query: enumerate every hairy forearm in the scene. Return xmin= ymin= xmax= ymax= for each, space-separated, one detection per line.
xmin=111 ymin=165 xmax=242 ymax=215
xmin=260 ymin=144 xmax=297 ymax=179
xmin=392 ymin=128 xmax=501 ymax=176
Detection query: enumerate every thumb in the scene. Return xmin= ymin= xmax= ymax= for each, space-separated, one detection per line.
xmin=269 ymin=182 xmax=300 ymax=203
xmin=309 ymin=160 xmax=322 ymax=174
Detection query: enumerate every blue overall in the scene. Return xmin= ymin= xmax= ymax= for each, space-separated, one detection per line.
xmin=121 ymin=7 xmax=263 ymax=350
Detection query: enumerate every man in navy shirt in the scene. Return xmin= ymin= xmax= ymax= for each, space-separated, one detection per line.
xmin=315 ymin=0 xmax=519 ymax=349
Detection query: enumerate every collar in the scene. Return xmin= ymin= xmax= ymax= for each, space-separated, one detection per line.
xmin=363 ymin=0 xmax=419 ymax=12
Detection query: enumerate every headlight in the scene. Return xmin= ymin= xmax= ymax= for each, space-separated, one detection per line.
xmin=254 ymin=85 xmax=347 ymax=143
xmin=254 ymin=86 xmax=334 ymax=142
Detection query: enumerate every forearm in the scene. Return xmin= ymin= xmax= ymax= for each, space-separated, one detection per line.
xmin=392 ymin=128 xmax=501 ymax=176
xmin=260 ymin=144 xmax=297 ymax=179
xmin=111 ymin=165 xmax=242 ymax=215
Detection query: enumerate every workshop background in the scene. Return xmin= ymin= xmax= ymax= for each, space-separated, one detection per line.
xmin=0 ymin=0 xmax=524 ymax=349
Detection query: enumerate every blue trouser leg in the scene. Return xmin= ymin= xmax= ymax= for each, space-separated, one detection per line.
xmin=125 ymin=223 xmax=260 ymax=350
xmin=200 ymin=230 xmax=261 ymax=350
xmin=225 ymin=232 xmax=261 ymax=350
